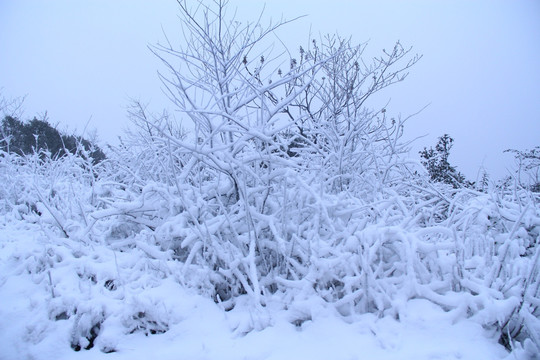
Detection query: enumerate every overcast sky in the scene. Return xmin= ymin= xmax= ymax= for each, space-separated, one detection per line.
xmin=1 ymin=0 xmax=539 ymax=181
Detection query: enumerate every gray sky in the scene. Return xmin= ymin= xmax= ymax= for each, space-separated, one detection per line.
xmin=1 ymin=0 xmax=539 ymax=181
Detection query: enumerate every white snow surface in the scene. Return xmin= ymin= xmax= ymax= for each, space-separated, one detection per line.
xmin=0 ymin=219 xmax=529 ymax=360
xmin=2 ymin=5 xmax=540 ymax=358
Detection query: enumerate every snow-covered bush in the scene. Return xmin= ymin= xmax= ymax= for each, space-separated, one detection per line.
xmin=0 ymin=149 xmax=100 ymax=236
xmin=93 ymin=0 xmax=539 ymax=350
xmin=0 ymin=1 xmax=538 ymax=356
xmin=113 ymin=0 xmax=422 ymax=309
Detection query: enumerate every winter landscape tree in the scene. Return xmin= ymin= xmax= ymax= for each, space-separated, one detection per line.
xmin=0 ymin=1 xmax=538 ymax=358
xmin=419 ymin=134 xmax=471 ymax=188
xmin=129 ymin=0 xmax=424 ymax=307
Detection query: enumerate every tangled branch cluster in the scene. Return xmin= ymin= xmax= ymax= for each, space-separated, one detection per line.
xmin=0 ymin=0 xmax=538 ymax=353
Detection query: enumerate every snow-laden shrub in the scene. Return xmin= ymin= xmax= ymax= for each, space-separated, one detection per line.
xmin=1 ymin=131 xmax=539 ymax=354
xmin=78 ymin=144 xmax=540 ymax=349
xmin=81 ymin=1 xmax=539 ymax=350
xmin=0 ymin=149 xmax=100 ymax=231
xmin=0 ymin=1 xmax=538 ymax=354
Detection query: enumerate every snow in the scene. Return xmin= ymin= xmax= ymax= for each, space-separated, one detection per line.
xmin=1 ymin=116 xmax=538 ymax=360
xmin=0 ymin=218 xmax=532 ymax=360
xmin=1 ymin=3 xmax=538 ymax=357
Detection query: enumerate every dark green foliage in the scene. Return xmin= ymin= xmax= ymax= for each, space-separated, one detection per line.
xmin=0 ymin=115 xmax=105 ymax=163
xmin=420 ymin=134 xmax=472 ymax=188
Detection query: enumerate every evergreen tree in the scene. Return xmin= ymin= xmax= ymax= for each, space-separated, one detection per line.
xmin=419 ymin=134 xmax=472 ymax=188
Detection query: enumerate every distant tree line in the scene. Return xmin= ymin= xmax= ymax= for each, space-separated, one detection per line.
xmin=0 ymin=115 xmax=105 ymax=163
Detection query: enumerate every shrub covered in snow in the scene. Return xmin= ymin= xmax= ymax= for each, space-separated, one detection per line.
xmin=0 ymin=1 xmax=538 ymax=358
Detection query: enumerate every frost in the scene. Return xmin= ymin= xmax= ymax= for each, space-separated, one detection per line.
xmin=0 ymin=1 xmax=538 ymax=358
xmin=1 ymin=142 xmax=538 ymax=359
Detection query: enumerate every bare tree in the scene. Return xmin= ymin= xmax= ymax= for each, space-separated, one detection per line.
xmin=0 ymin=90 xmax=26 ymax=120
xmin=149 ymin=1 xmax=333 ymax=192
xmin=505 ymin=146 xmax=540 ymax=192
xmin=281 ymin=36 xmax=421 ymax=194
xmin=129 ymin=0 xmax=422 ymax=307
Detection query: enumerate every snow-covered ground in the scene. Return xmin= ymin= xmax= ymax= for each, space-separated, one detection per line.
xmin=0 ymin=219 xmax=534 ymax=360
xmin=2 ymin=1 xmax=540 ymax=358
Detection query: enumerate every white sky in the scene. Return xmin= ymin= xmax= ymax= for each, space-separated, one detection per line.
xmin=1 ymin=0 xmax=539 ymax=181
